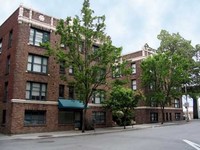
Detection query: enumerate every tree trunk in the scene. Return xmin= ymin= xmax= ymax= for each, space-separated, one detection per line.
xmin=82 ymin=108 xmax=87 ymax=133
xmin=161 ymin=106 xmax=165 ymax=124
xmin=123 ymin=115 xmax=126 ymax=129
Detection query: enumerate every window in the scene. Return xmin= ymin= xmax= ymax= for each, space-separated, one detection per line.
xmin=68 ymin=86 xmax=74 ymax=99
xmin=175 ymin=113 xmax=181 ymax=120
xmin=131 ymin=80 xmax=137 ymax=90
xmin=69 ymin=65 xmax=74 ymax=75
xmin=3 ymin=82 xmax=8 ymax=102
xmin=59 ymin=61 xmax=65 ymax=74
xmin=92 ymin=112 xmax=106 ymax=124
xmin=59 ymin=85 xmax=65 ymax=98
xmin=174 ymin=99 xmax=180 ymax=108
xmin=150 ymin=98 xmax=158 ymax=107
xmin=79 ymin=42 xmax=84 ymax=53
xmin=27 ymin=54 xmax=48 ymax=73
xmin=0 ymin=38 xmax=2 ymax=53
xmin=8 ymin=30 xmax=13 ymax=48
xmin=150 ymin=112 xmax=158 ymax=122
xmin=26 ymin=82 xmax=47 ymax=100
xmin=131 ymin=63 xmax=136 ymax=74
xmin=24 ymin=110 xmax=46 ymax=125
xmin=166 ymin=113 xmax=169 ymax=121
xmin=92 ymin=45 xmax=99 ymax=52
xmin=1 ymin=110 xmax=6 ymax=125
xmin=112 ymin=66 xmax=121 ymax=78
xmin=29 ymin=28 xmax=50 ymax=46
xmin=92 ymin=90 xmax=105 ymax=104
xmin=58 ymin=110 xmax=74 ymax=124
xmin=96 ymin=68 xmax=106 ymax=82
xmin=6 ymin=56 xmax=10 ymax=74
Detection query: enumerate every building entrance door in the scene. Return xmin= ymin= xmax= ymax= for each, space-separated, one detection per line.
xmin=74 ymin=111 xmax=82 ymax=130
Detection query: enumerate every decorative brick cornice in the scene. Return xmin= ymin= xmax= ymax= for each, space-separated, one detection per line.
xmin=17 ymin=5 xmax=56 ymax=31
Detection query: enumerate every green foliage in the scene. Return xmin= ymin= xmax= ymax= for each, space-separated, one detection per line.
xmin=44 ymin=0 xmax=123 ymax=102
xmin=43 ymin=0 xmax=126 ymax=132
xmin=141 ymin=30 xmax=196 ymax=123
xmin=104 ymin=85 xmax=144 ymax=128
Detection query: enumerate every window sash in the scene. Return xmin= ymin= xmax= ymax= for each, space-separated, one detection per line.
xmin=92 ymin=112 xmax=106 ymax=124
xmin=131 ymin=80 xmax=137 ymax=90
xmin=29 ymin=28 xmax=50 ymax=46
xmin=27 ymin=55 xmax=48 ymax=73
xmin=68 ymin=86 xmax=74 ymax=99
xmin=92 ymin=90 xmax=105 ymax=104
xmin=24 ymin=110 xmax=46 ymax=125
xmin=26 ymin=82 xmax=47 ymax=100
xmin=150 ymin=113 xmax=158 ymax=122
xmin=69 ymin=66 xmax=74 ymax=74
xmin=58 ymin=111 xmax=74 ymax=124
xmin=0 ymin=39 xmax=2 ymax=52
xmin=174 ymin=99 xmax=180 ymax=108
xmin=59 ymin=61 xmax=65 ymax=74
xmin=59 ymin=85 xmax=65 ymax=98
xmin=112 ymin=66 xmax=121 ymax=78
xmin=131 ymin=63 xmax=136 ymax=74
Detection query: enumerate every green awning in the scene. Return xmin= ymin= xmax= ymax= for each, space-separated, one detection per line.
xmin=58 ymin=99 xmax=85 ymax=109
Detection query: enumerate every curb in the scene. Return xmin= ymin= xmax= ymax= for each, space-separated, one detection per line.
xmin=0 ymin=121 xmax=188 ymax=140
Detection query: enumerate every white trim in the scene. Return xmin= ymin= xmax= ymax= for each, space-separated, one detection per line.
xmin=18 ymin=16 xmax=56 ymax=31
xmin=88 ymin=103 xmax=103 ymax=107
xmin=127 ymin=56 xmax=146 ymax=62
xmin=135 ymin=106 xmax=183 ymax=110
xmin=11 ymin=99 xmax=58 ymax=105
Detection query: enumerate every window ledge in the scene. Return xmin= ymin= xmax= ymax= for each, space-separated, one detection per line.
xmin=24 ymin=124 xmax=47 ymax=127
xmin=26 ymin=71 xmax=49 ymax=76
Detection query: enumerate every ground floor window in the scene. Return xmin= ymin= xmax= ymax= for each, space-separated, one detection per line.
xmin=58 ymin=110 xmax=74 ymax=124
xmin=175 ymin=113 xmax=181 ymax=120
xmin=150 ymin=112 xmax=158 ymax=122
xmin=92 ymin=111 xmax=106 ymax=124
xmin=1 ymin=110 xmax=6 ymax=125
xmin=24 ymin=110 xmax=46 ymax=125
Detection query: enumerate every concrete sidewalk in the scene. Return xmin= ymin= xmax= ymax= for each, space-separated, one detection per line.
xmin=0 ymin=121 xmax=187 ymax=141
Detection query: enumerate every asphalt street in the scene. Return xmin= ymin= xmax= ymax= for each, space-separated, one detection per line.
xmin=0 ymin=120 xmax=200 ymax=150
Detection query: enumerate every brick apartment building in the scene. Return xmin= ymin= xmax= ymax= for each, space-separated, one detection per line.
xmin=120 ymin=45 xmax=183 ymax=124
xmin=0 ymin=6 xmax=183 ymax=134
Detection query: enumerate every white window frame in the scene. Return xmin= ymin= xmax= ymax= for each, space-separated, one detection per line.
xmin=29 ymin=28 xmax=50 ymax=46
xmin=131 ymin=63 xmax=136 ymax=74
xmin=131 ymin=80 xmax=137 ymax=90
xmin=27 ymin=54 xmax=48 ymax=74
xmin=92 ymin=90 xmax=105 ymax=104
xmin=0 ymin=38 xmax=2 ymax=53
xmin=26 ymin=82 xmax=47 ymax=100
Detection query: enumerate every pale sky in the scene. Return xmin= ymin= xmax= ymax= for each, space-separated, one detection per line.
xmin=0 ymin=0 xmax=200 ymax=54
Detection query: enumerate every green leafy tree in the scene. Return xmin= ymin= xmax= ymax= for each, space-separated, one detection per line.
xmin=187 ymin=45 xmax=200 ymax=119
xmin=104 ymin=85 xmax=144 ymax=129
xmin=43 ymin=0 xmax=123 ymax=132
xmin=141 ymin=30 xmax=195 ymax=124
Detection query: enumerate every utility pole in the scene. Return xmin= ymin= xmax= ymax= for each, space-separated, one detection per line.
xmin=184 ymin=84 xmax=189 ymax=122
